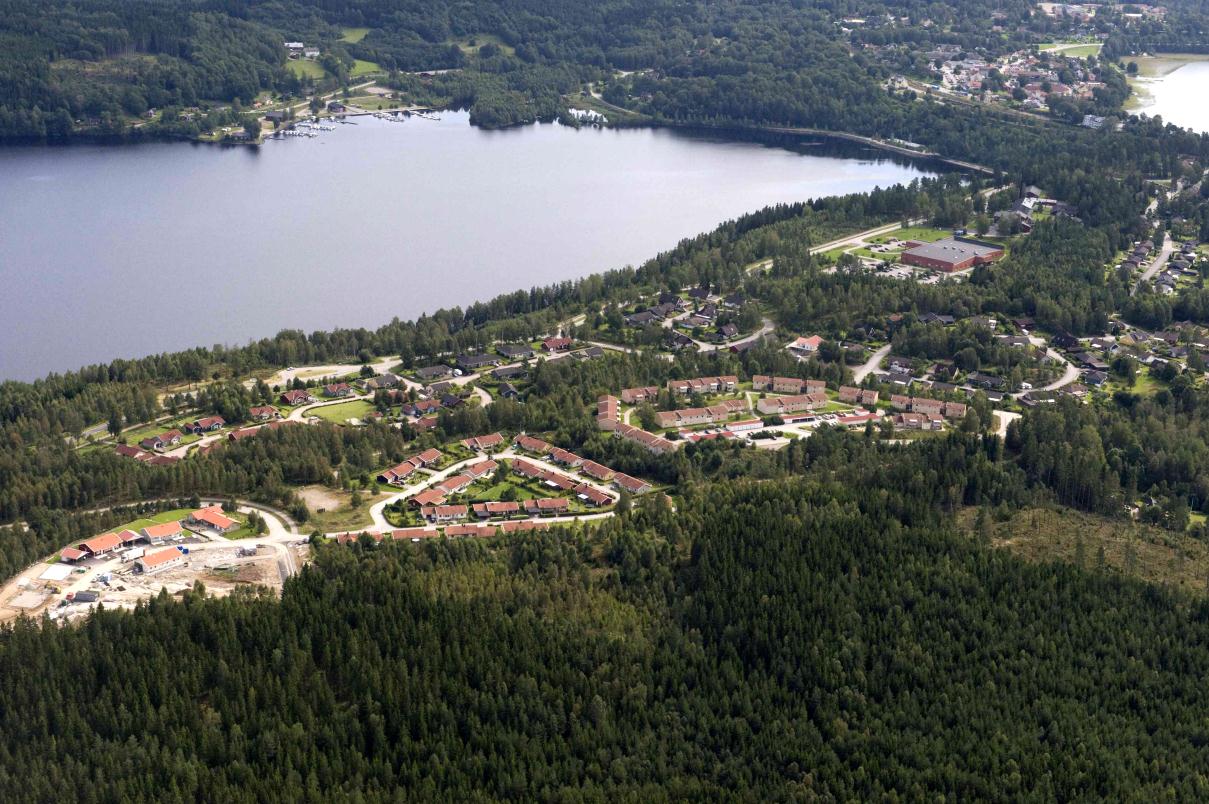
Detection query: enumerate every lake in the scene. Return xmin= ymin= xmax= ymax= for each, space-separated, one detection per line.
xmin=0 ymin=112 xmax=935 ymax=381
xmin=1129 ymin=57 xmax=1209 ymax=134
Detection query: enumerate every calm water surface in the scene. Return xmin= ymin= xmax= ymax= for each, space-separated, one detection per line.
xmin=1131 ymin=60 xmax=1209 ymax=134
xmin=0 ymin=112 xmax=934 ymax=380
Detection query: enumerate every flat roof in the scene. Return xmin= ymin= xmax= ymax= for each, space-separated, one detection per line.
xmin=903 ymin=237 xmax=1002 ymax=264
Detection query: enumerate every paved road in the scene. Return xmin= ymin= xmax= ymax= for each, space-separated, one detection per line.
xmin=992 ymin=410 xmax=1021 ymax=439
xmin=366 ymin=448 xmax=619 ymax=532
xmin=853 ymin=344 xmax=893 ymax=383
xmin=1132 ymin=232 xmax=1174 ymax=296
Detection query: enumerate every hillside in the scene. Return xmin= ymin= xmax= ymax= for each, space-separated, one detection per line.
xmin=4 ymin=464 xmax=1209 ymax=799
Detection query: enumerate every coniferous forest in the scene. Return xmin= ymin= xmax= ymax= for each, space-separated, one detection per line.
xmin=8 ymin=0 xmax=1209 ymax=797
xmin=5 ymin=438 xmax=1209 ymax=800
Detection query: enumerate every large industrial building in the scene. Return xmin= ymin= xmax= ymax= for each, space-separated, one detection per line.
xmin=901 ymin=237 xmax=1005 ymax=272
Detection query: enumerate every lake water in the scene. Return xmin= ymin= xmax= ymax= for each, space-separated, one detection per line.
xmin=1130 ymin=59 xmax=1209 ymax=134
xmin=0 ymin=112 xmax=935 ymax=380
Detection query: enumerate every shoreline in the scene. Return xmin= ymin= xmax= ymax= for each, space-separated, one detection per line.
xmin=1125 ymin=53 xmax=1209 ymax=113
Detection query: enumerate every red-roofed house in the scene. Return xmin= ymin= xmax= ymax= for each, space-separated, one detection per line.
xmin=513 ymin=459 xmax=544 ymax=479
xmin=788 ymin=335 xmax=824 ymax=355
xmin=79 ymin=532 xmax=123 ymax=556
xmin=613 ymin=474 xmax=652 ymax=495
xmin=185 ymin=416 xmax=225 ymax=434
xmin=139 ymin=429 xmax=183 ymax=452
xmin=391 ymin=528 xmax=435 ymax=540
xmin=324 ymin=382 xmax=353 ymax=398
xmin=445 ymin=524 xmax=496 ymax=538
xmin=422 ymin=504 xmax=469 ymax=523
xmin=135 ymin=547 xmax=184 ymax=574
xmin=548 ymin=447 xmax=583 ymax=467
xmin=186 ymin=506 xmax=238 ymax=534
xmin=574 ymin=484 xmax=611 ymax=506
xmin=581 ymin=460 xmax=615 ymax=481
xmin=142 ymin=521 xmax=183 ymax=545
xmin=513 ymin=434 xmax=552 ymax=454
xmin=409 ymin=489 xmax=447 ymax=508
xmin=465 ymin=460 xmax=498 ymax=479
xmin=542 ymin=337 xmax=573 ymax=352
xmin=59 ymin=547 xmax=86 ymax=563
xmin=473 ymin=501 xmax=521 ymax=519
xmin=434 ymin=474 xmax=474 ymax=495
xmin=378 ymin=460 xmax=420 ymax=486
xmin=462 ymin=432 xmax=504 ymax=452
xmin=280 ymin=389 xmax=313 ymax=406
xmin=250 ymin=405 xmax=279 ymax=421
xmin=524 ymin=498 xmax=570 ymax=515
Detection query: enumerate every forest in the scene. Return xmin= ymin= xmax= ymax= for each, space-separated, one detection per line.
xmin=5 ymin=442 xmax=1209 ymax=798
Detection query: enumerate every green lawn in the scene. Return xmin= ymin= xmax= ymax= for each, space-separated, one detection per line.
xmin=341 ymin=27 xmax=370 ymax=43
xmin=287 ymin=60 xmax=326 ymax=79
xmin=351 ymin=59 xmax=382 ymax=77
xmin=313 ymin=400 xmax=375 ymax=424
xmin=118 ymin=508 xmax=197 ymax=533
xmin=346 ymin=94 xmax=396 ymax=111
xmin=120 ymin=416 xmax=206 ymax=448
xmin=870 ymin=227 xmax=950 ymax=245
xmin=1038 ymin=42 xmax=1102 ymax=58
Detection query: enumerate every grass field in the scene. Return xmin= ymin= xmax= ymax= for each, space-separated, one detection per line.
xmin=351 ymin=59 xmax=382 ymax=77
xmin=120 ymin=416 xmax=204 ymax=448
xmin=870 ymin=227 xmax=950 ymax=245
xmin=341 ymin=27 xmax=370 ymax=43
xmin=119 ymin=509 xmax=197 ymax=533
xmin=452 ymin=33 xmax=516 ymax=57
xmin=312 ymin=400 xmax=374 ymax=424
xmin=1039 ymin=42 xmax=1102 ymax=58
xmin=287 ymin=60 xmax=326 ymax=79
xmin=963 ymin=506 xmax=1209 ymax=596
xmin=346 ymin=94 xmax=397 ymax=111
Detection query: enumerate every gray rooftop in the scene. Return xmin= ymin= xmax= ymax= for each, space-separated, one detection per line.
xmin=903 ymin=238 xmax=1001 ymax=264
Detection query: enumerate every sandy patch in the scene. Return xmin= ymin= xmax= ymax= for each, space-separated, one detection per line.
xmin=298 ymin=485 xmax=344 ymax=510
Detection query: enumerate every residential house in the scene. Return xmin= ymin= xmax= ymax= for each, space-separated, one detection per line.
xmin=465 ymin=460 xmax=498 ymax=480
xmin=613 ymin=473 xmax=652 ymax=494
xmin=324 ymin=382 xmax=353 ymax=398
xmin=142 ymin=521 xmax=183 ymax=545
xmin=496 ymin=343 xmax=536 ymax=360
xmin=787 ymin=335 xmax=824 ymax=356
xmin=364 ymin=373 xmax=401 ymax=390
xmin=249 ymin=405 xmax=278 ymax=421
xmin=621 ymin=385 xmax=660 ymax=404
xmin=756 ymin=392 xmax=827 ymax=415
xmin=472 ymin=501 xmax=521 ymax=519
xmin=581 ymin=460 xmax=615 ymax=482
xmin=415 ymin=365 xmax=453 ymax=382
xmin=185 ymin=416 xmax=225 ymax=434
xmin=574 ymin=484 xmax=611 ymax=506
xmin=524 ymin=498 xmax=570 ymax=516
xmin=839 ymin=386 xmax=879 ymax=406
xmin=542 ymin=337 xmax=573 ymax=352
xmin=513 ymin=434 xmax=552 ymax=454
xmin=499 ymin=382 xmax=520 ymax=399
xmin=492 ymin=365 xmax=529 ymax=381
xmin=280 ymin=389 xmax=314 ymax=406
xmin=378 ymin=460 xmax=421 ymax=486
xmin=139 ymin=429 xmax=183 ymax=452
xmin=135 ymin=547 xmax=185 ymax=574
xmin=79 ymin=532 xmax=124 ymax=556
xmin=186 ymin=506 xmax=238 ymax=534
xmin=421 ymin=504 xmax=469 ymax=523
xmin=457 ymin=353 xmax=500 ymax=371
xmin=597 ymin=395 xmax=621 ymax=430
xmin=462 ymin=432 xmax=504 ymax=452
